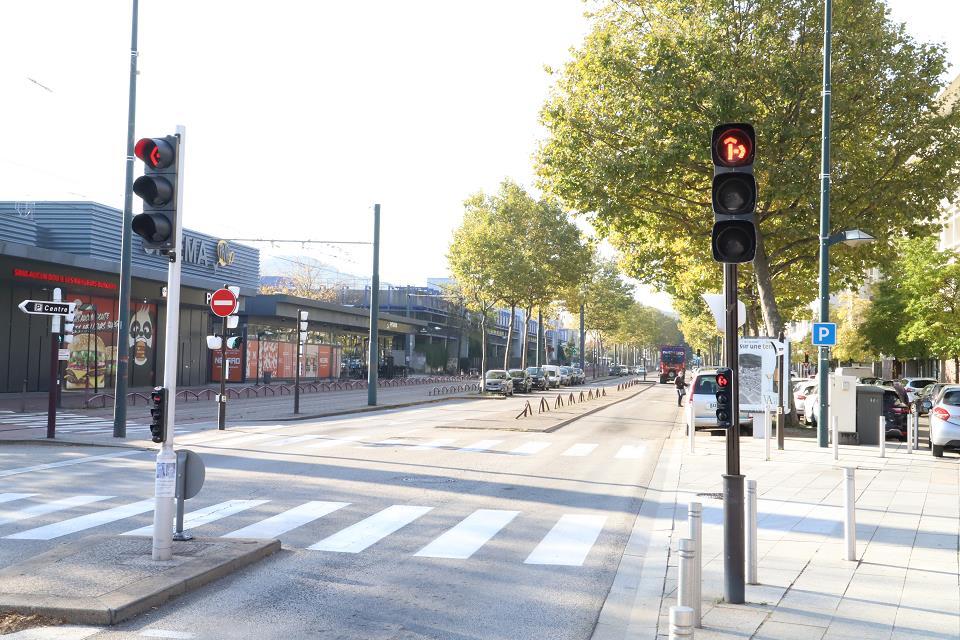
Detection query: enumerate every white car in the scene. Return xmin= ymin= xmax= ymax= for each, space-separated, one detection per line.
xmin=688 ymin=369 xmax=753 ymax=432
xmin=928 ymin=385 xmax=960 ymax=457
xmin=901 ymin=378 xmax=937 ymax=403
xmin=794 ymin=381 xmax=818 ymax=424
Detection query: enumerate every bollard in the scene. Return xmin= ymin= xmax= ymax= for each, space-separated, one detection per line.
xmin=669 ymin=606 xmax=695 ymax=639
xmin=678 ymin=538 xmax=695 ymax=609
xmin=764 ymin=405 xmax=771 ymax=461
xmin=879 ymin=416 xmax=886 ymax=458
xmin=843 ymin=467 xmax=856 ymax=561
xmin=832 ymin=415 xmax=839 ymax=461
xmin=906 ymin=412 xmax=913 ymax=455
xmin=688 ymin=502 xmax=702 ymax=627
xmin=746 ymin=480 xmax=758 ymax=585
xmin=688 ymin=402 xmax=695 ymax=454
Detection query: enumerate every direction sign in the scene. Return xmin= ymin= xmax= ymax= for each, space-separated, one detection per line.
xmin=209 ymin=288 xmax=238 ymax=317
xmin=18 ymin=300 xmax=76 ymax=316
xmin=812 ymin=322 xmax=837 ymax=346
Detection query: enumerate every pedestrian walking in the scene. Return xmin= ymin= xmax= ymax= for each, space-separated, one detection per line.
xmin=675 ymin=372 xmax=687 ymax=406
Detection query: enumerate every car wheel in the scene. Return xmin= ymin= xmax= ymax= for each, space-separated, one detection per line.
xmin=933 ymin=444 xmax=945 ymax=458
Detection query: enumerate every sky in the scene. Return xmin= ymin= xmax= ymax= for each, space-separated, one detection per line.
xmin=2 ymin=0 xmax=959 ymax=315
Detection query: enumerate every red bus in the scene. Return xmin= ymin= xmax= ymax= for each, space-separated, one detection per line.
xmin=659 ymin=345 xmax=686 ymax=384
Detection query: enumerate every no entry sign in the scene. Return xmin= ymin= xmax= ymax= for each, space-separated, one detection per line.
xmin=209 ymin=288 xmax=238 ymax=317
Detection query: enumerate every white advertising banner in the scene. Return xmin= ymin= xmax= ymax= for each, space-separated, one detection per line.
xmin=738 ymin=338 xmax=784 ymax=412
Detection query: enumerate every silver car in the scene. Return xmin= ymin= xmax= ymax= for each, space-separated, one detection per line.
xmin=484 ymin=370 xmax=514 ymax=396
xmin=689 ymin=368 xmax=753 ymax=431
xmin=928 ymin=385 xmax=960 ymax=457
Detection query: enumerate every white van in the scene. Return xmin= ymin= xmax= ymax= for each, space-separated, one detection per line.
xmin=542 ymin=365 xmax=561 ymax=388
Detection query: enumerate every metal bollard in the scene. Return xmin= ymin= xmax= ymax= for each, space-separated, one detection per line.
xmin=678 ymin=538 xmax=695 ymax=609
xmin=746 ymin=480 xmax=758 ymax=584
xmin=688 ymin=402 xmax=695 ymax=454
xmin=764 ymin=405 xmax=771 ymax=461
xmin=906 ymin=412 xmax=913 ymax=455
xmin=843 ymin=467 xmax=856 ymax=561
xmin=832 ymin=415 xmax=839 ymax=461
xmin=669 ymin=606 xmax=695 ymax=639
xmin=879 ymin=416 xmax=886 ymax=458
xmin=688 ymin=502 xmax=702 ymax=627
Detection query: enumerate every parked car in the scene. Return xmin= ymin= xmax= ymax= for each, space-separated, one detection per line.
xmin=570 ymin=367 xmax=585 ymax=385
xmin=917 ymin=383 xmax=949 ymax=416
xmin=508 ymin=369 xmax=532 ymax=393
xmin=559 ymin=366 xmax=573 ymax=386
xmin=484 ymin=370 xmax=514 ymax=396
xmin=901 ymin=378 xmax=937 ymax=403
xmin=688 ymin=369 xmax=753 ymax=432
xmin=525 ymin=366 xmax=549 ymax=391
xmin=542 ymin=365 xmax=561 ymax=388
xmin=637 ymin=367 xmax=647 ymax=380
xmin=929 ymin=385 xmax=960 ymax=457
xmin=794 ymin=381 xmax=818 ymax=422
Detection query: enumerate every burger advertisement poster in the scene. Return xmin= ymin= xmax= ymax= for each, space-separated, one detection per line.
xmin=64 ymin=296 xmax=157 ymax=390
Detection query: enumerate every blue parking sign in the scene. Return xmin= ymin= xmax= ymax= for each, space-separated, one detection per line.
xmin=812 ymin=322 xmax=837 ymax=346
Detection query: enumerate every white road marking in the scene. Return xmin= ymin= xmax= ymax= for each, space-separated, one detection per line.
xmin=0 ymin=493 xmax=36 ymax=505
xmin=266 ymin=434 xmax=325 ymax=447
xmin=308 ymin=505 xmax=433 ymax=553
xmin=139 ymin=630 xmax=196 ymax=639
xmin=1 ymin=625 xmax=103 ymax=639
xmin=212 ymin=433 xmax=282 ymax=447
xmin=0 ymin=450 xmax=143 ymax=478
xmin=7 ymin=499 xmax=154 ymax=540
xmin=360 ymin=439 xmax=407 ymax=448
xmin=305 ymin=436 xmax=360 ymax=449
xmin=223 ymin=500 xmax=349 ymax=539
xmin=562 ymin=443 xmax=598 ymax=457
xmin=614 ymin=444 xmax=647 ymax=459
xmin=524 ymin=514 xmax=607 ymax=566
xmin=458 ymin=439 xmax=503 ymax=453
xmin=414 ymin=509 xmax=519 ymax=559
xmin=123 ymin=499 xmax=268 ymax=536
xmin=507 ymin=442 xmax=552 ymax=456
xmin=0 ymin=495 xmax=112 ymax=526
xmin=410 ymin=438 xmax=456 ymax=450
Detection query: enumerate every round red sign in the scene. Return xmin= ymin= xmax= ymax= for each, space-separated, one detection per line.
xmin=209 ymin=288 xmax=237 ymax=317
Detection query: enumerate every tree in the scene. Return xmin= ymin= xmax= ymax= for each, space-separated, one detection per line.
xmin=538 ymin=0 xmax=960 ymax=335
xmin=259 ymin=257 xmax=339 ymax=301
xmin=832 ymin=291 xmax=877 ymax=364
xmin=570 ymin=258 xmax=634 ymax=371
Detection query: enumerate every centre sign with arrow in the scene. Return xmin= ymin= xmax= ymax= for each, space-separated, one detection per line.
xmin=18 ymin=300 xmax=76 ymax=316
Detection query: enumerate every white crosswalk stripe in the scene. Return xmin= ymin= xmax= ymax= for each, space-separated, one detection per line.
xmin=305 ymin=436 xmax=360 ymax=449
xmin=562 ymin=443 xmax=599 ymax=457
xmin=458 ymin=439 xmax=503 ymax=453
xmin=0 ymin=495 xmax=112 ymax=526
xmin=614 ymin=444 xmax=647 ymax=459
xmin=223 ymin=500 xmax=349 ymax=539
xmin=6 ymin=499 xmax=154 ymax=540
xmin=415 ymin=509 xmax=519 ymax=559
xmin=524 ymin=514 xmax=607 ymax=566
xmin=0 ymin=450 xmax=144 ymax=478
xmin=508 ymin=442 xmax=552 ymax=456
xmin=266 ymin=434 xmax=325 ymax=447
xmin=308 ymin=505 xmax=433 ymax=553
xmin=1 ymin=625 xmax=103 ymax=639
xmin=410 ymin=438 xmax=456 ymax=450
xmin=0 ymin=493 xmax=36 ymax=505
xmin=0 ymin=412 xmax=143 ymax=432
xmin=123 ymin=499 xmax=268 ymax=536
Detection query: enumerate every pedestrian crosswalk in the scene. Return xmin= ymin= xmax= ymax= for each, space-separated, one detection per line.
xmin=0 ymin=411 xmax=146 ymax=434
xmin=0 ymin=494 xmax=610 ymax=567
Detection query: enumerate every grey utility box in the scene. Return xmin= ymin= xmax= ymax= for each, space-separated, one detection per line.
xmin=855 ymin=385 xmax=885 ymax=446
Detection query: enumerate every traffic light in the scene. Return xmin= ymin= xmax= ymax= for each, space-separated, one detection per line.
xmin=298 ymin=310 xmax=309 ymax=343
xmin=149 ymin=386 xmax=168 ymax=443
xmin=62 ymin=311 xmax=75 ymax=345
xmin=225 ymin=336 xmax=243 ymax=349
xmin=711 ymin=123 xmax=757 ymax=263
xmin=132 ymin=135 xmax=179 ymax=253
xmin=715 ymin=367 xmax=733 ymax=429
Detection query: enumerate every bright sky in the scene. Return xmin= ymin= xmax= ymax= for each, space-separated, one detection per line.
xmin=2 ymin=0 xmax=958 ymax=315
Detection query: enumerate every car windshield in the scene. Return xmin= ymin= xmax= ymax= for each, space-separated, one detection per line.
xmin=908 ymin=379 xmax=936 ymax=388
xmin=545 ymin=371 xmax=557 ymax=377
xmin=486 ymin=371 xmax=508 ymax=380
xmin=693 ymin=375 xmax=718 ymax=395
xmin=941 ymin=390 xmax=960 ymax=406
xmin=526 ymin=367 xmax=542 ymax=375
xmin=560 ymin=367 xmax=570 ymax=374
xmin=508 ymin=370 xmax=525 ymax=377
xmin=662 ymin=353 xmax=684 ymax=364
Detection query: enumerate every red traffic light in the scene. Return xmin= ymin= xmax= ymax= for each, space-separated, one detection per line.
xmin=135 ymin=138 xmax=175 ymax=169
xmin=716 ymin=372 xmax=730 ymax=388
xmin=712 ymin=124 xmax=755 ymax=167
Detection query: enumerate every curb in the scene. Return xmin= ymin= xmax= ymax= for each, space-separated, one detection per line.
xmin=541 ymin=383 xmax=656 ymax=433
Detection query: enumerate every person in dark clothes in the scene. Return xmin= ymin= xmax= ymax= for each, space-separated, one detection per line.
xmin=675 ymin=372 xmax=688 ymax=406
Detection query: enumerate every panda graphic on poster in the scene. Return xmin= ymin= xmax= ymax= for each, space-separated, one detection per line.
xmin=128 ymin=305 xmax=156 ymax=386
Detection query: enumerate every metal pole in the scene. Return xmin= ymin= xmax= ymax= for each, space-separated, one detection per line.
xmin=816 ymin=0 xmax=833 ymax=448
xmin=93 ymin=305 xmax=99 ymax=394
xmin=537 ymin=309 xmax=543 ymax=367
xmin=367 ymin=204 xmax=380 ymax=406
xmin=723 ymin=262 xmax=745 ymax=604
xmin=46 ymin=289 xmax=62 ymax=439
xmin=833 ymin=415 xmax=839 ymax=461
xmin=777 ymin=330 xmax=785 ymax=450
xmin=218 ymin=314 xmax=227 ymax=430
xmin=255 ymin=333 xmax=260 ymax=386
xmin=579 ymin=303 xmax=585 ymax=372
xmin=113 ymin=0 xmax=139 ymax=439
xmin=764 ymin=403 xmax=771 ymax=461
xmin=688 ymin=502 xmax=702 ymax=627
xmin=879 ymin=416 xmax=886 ymax=458
xmin=843 ymin=467 xmax=856 ymax=561
xmin=906 ymin=411 xmax=913 ymax=454
xmin=294 ymin=309 xmax=302 ymax=415
xmin=669 ymin=606 xmax=695 ymax=640
xmin=151 ymin=125 xmax=185 ymax=562
xmin=678 ymin=538 xmax=695 ymax=609
xmin=746 ymin=479 xmax=758 ymax=585
xmin=688 ymin=400 xmax=695 ymax=454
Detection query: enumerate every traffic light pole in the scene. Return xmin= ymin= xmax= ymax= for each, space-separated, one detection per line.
xmin=579 ymin=303 xmax=585 ymax=372
xmin=47 ymin=288 xmax=63 ymax=440
xmin=816 ymin=0 xmax=833 ymax=448
xmin=218 ymin=314 xmax=227 ymax=430
xmin=723 ymin=262 xmax=745 ymax=604
xmin=151 ymin=125 xmax=185 ymax=562
xmin=367 ymin=204 xmax=380 ymax=406
xmin=113 ymin=0 xmax=139 ymax=439
xmin=295 ymin=308 xmax=303 ymax=415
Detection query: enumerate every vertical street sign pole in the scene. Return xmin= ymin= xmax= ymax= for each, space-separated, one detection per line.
xmin=295 ymin=308 xmax=303 ymax=414
xmin=114 ymin=0 xmax=139 ymax=439
xmin=579 ymin=303 xmax=585 ymax=372
xmin=723 ymin=262 xmax=745 ymax=604
xmin=817 ymin=0 xmax=833 ymax=448
xmin=367 ymin=204 xmax=381 ymax=406
xmin=152 ymin=125 xmax=185 ymax=562
xmin=777 ymin=329 xmax=786 ymax=450
xmin=218 ymin=312 xmax=227 ymax=430
xmin=47 ymin=288 xmax=63 ymax=439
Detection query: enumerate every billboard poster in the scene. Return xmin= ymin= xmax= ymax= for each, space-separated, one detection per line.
xmin=211 ymin=347 xmax=243 ymax=382
xmin=738 ymin=337 xmax=784 ymax=411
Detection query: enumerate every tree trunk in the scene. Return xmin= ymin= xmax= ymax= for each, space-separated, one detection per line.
xmin=521 ymin=305 xmax=532 ymax=370
xmin=752 ymin=229 xmax=784 ymax=337
xmin=503 ymin=303 xmax=516 ymax=370
xmin=954 ymin=356 xmax=959 ymax=383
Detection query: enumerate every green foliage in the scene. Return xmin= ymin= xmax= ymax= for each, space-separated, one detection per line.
xmin=613 ymin=302 xmax=683 ymax=351
xmin=832 ymin=291 xmax=877 ymax=363
xmin=538 ymin=0 xmax=960 ymax=336
xmin=417 ymin=342 xmax=449 ymax=370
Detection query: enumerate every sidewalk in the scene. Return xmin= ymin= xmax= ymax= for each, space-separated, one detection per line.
xmin=603 ymin=415 xmax=960 ymax=639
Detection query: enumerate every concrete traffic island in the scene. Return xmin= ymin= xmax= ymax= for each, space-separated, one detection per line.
xmin=0 ymin=535 xmax=279 ymax=626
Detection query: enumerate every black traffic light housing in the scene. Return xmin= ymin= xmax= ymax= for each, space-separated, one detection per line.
xmin=711 ymin=123 xmax=757 ymax=264
xmin=149 ymin=386 xmax=168 ymax=443
xmin=715 ymin=367 xmax=733 ymax=429
xmin=132 ymin=135 xmax=179 ymax=253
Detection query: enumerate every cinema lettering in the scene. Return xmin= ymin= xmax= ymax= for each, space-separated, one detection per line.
xmin=144 ymin=235 xmax=235 ymax=269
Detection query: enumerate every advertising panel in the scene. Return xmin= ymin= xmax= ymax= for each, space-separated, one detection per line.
xmin=738 ymin=337 xmax=784 ymax=412
xmin=211 ymin=347 xmax=243 ymax=382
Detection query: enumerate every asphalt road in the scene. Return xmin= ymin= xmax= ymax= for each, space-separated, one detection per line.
xmin=0 ymin=382 xmax=679 ymax=640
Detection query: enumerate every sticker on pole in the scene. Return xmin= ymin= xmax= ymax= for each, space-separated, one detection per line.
xmin=155 ymin=461 xmax=177 ymax=498
xmin=209 ymin=288 xmax=238 ymax=317
xmin=811 ymin=322 xmax=837 ymax=346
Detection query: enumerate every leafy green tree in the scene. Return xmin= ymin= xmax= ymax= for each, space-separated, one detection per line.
xmin=832 ymin=291 xmax=877 ymax=364
xmin=538 ymin=0 xmax=960 ymax=335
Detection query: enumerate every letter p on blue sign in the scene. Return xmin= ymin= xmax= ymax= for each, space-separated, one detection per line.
xmin=812 ymin=322 xmax=837 ymax=346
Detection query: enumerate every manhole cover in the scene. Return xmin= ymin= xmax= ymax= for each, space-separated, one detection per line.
xmin=696 ymin=492 xmax=724 ymax=499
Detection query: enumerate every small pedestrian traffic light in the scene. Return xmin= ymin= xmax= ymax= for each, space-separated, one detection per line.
xmin=715 ymin=367 xmax=733 ymax=429
xmin=225 ymin=336 xmax=243 ymax=349
xmin=149 ymin=387 xmax=167 ymax=443
xmin=711 ymin=123 xmax=757 ymax=264
xmin=132 ymin=135 xmax=179 ymax=253
xmin=62 ymin=311 xmax=75 ymax=345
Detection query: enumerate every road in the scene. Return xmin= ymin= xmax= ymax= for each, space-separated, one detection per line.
xmin=0 ymin=382 xmax=679 ymax=640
